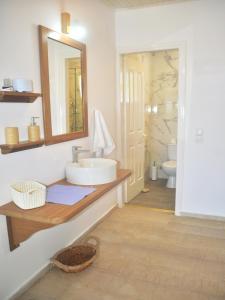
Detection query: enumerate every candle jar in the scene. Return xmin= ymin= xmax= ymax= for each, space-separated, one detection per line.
xmin=5 ymin=127 xmax=19 ymax=145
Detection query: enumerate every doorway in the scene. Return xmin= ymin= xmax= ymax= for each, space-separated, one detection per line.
xmin=120 ymin=48 xmax=180 ymax=212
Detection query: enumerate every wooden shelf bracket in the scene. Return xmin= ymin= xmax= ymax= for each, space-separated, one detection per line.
xmin=6 ymin=216 xmax=53 ymax=251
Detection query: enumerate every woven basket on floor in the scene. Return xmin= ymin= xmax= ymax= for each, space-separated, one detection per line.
xmin=51 ymin=236 xmax=99 ymax=273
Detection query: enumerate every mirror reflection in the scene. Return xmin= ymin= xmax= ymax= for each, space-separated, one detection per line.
xmin=47 ymin=38 xmax=84 ymax=135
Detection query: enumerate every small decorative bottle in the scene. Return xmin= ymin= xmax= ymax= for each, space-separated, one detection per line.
xmin=28 ymin=117 xmax=40 ymax=142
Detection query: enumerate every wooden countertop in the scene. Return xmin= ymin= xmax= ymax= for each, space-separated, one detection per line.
xmin=0 ymin=169 xmax=131 ymax=225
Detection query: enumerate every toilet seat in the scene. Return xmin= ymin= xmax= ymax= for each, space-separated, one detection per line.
xmin=162 ymin=160 xmax=176 ymax=169
xmin=162 ymin=160 xmax=176 ymax=188
xmin=162 ymin=143 xmax=177 ymax=189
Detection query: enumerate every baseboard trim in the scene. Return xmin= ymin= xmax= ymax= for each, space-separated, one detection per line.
xmin=8 ymin=204 xmax=117 ymax=300
xmin=178 ymin=211 xmax=225 ymax=221
xmin=9 ymin=263 xmax=51 ymax=300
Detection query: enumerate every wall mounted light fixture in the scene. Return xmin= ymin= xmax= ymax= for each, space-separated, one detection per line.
xmin=61 ymin=12 xmax=71 ymax=34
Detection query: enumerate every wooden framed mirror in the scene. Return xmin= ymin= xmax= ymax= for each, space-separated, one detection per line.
xmin=39 ymin=25 xmax=88 ymax=145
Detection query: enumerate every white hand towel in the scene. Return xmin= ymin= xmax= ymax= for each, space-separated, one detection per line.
xmin=91 ymin=109 xmax=115 ymax=156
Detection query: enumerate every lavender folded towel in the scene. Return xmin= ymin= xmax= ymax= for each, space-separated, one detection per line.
xmin=46 ymin=184 xmax=96 ymax=206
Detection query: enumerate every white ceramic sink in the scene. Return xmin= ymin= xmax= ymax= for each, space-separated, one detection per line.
xmin=66 ymin=158 xmax=117 ymax=185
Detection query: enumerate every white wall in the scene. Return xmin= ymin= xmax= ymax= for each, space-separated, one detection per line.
xmin=116 ymin=0 xmax=225 ymax=217
xmin=0 ymin=0 xmax=116 ymax=299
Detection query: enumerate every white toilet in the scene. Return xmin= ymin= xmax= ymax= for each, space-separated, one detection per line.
xmin=162 ymin=144 xmax=177 ymax=188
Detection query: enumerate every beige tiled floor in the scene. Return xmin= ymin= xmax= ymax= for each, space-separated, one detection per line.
xmin=18 ymin=206 xmax=225 ymax=300
xmin=130 ymin=179 xmax=175 ymax=210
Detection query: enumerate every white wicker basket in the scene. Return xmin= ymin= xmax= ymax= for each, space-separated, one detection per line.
xmin=10 ymin=181 xmax=46 ymax=209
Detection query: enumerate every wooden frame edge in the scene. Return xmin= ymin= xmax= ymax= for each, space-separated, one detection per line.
xmin=38 ymin=25 xmax=88 ymax=146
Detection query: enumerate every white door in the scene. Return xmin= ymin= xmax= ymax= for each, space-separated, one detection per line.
xmin=121 ymin=54 xmax=145 ymax=202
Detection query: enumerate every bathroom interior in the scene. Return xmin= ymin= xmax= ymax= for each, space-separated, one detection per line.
xmin=122 ymin=50 xmax=178 ymax=211
xmin=1 ymin=1 xmax=225 ymax=300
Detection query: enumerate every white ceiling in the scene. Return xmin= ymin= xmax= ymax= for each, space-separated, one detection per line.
xmin=101 ymin=0 xmax=195 ymax=9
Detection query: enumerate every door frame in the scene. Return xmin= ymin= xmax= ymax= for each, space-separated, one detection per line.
xmin=116 ymin=41 xmax=188 ymax=216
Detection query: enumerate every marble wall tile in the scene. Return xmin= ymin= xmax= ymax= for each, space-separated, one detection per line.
xmin=123 ymin=50 xmax=178 ymax=182
xmin=145 ymin=49 xmax=178 ymax=180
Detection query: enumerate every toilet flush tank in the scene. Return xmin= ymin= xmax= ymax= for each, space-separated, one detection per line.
xmin=167 ymin=144 xmax=177 ymax=160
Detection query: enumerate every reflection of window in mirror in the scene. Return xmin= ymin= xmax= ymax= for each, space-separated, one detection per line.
xmin=47 ymin=38 xmax=84 ymax=136
xmin=65 ymin=58 xmax=83 ymax=132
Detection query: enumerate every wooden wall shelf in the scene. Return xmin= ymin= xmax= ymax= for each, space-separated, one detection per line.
xmin=0 ymin=169 xmax=131 ymax=251
xmin=0 ymin=91 xmax=42 ymax=103
xmin=0 ymin=140 xmax=45 ymax=154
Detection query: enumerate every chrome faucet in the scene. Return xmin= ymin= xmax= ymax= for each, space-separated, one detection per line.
xmin=72 ymin=146 xmax=89 ymax=163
